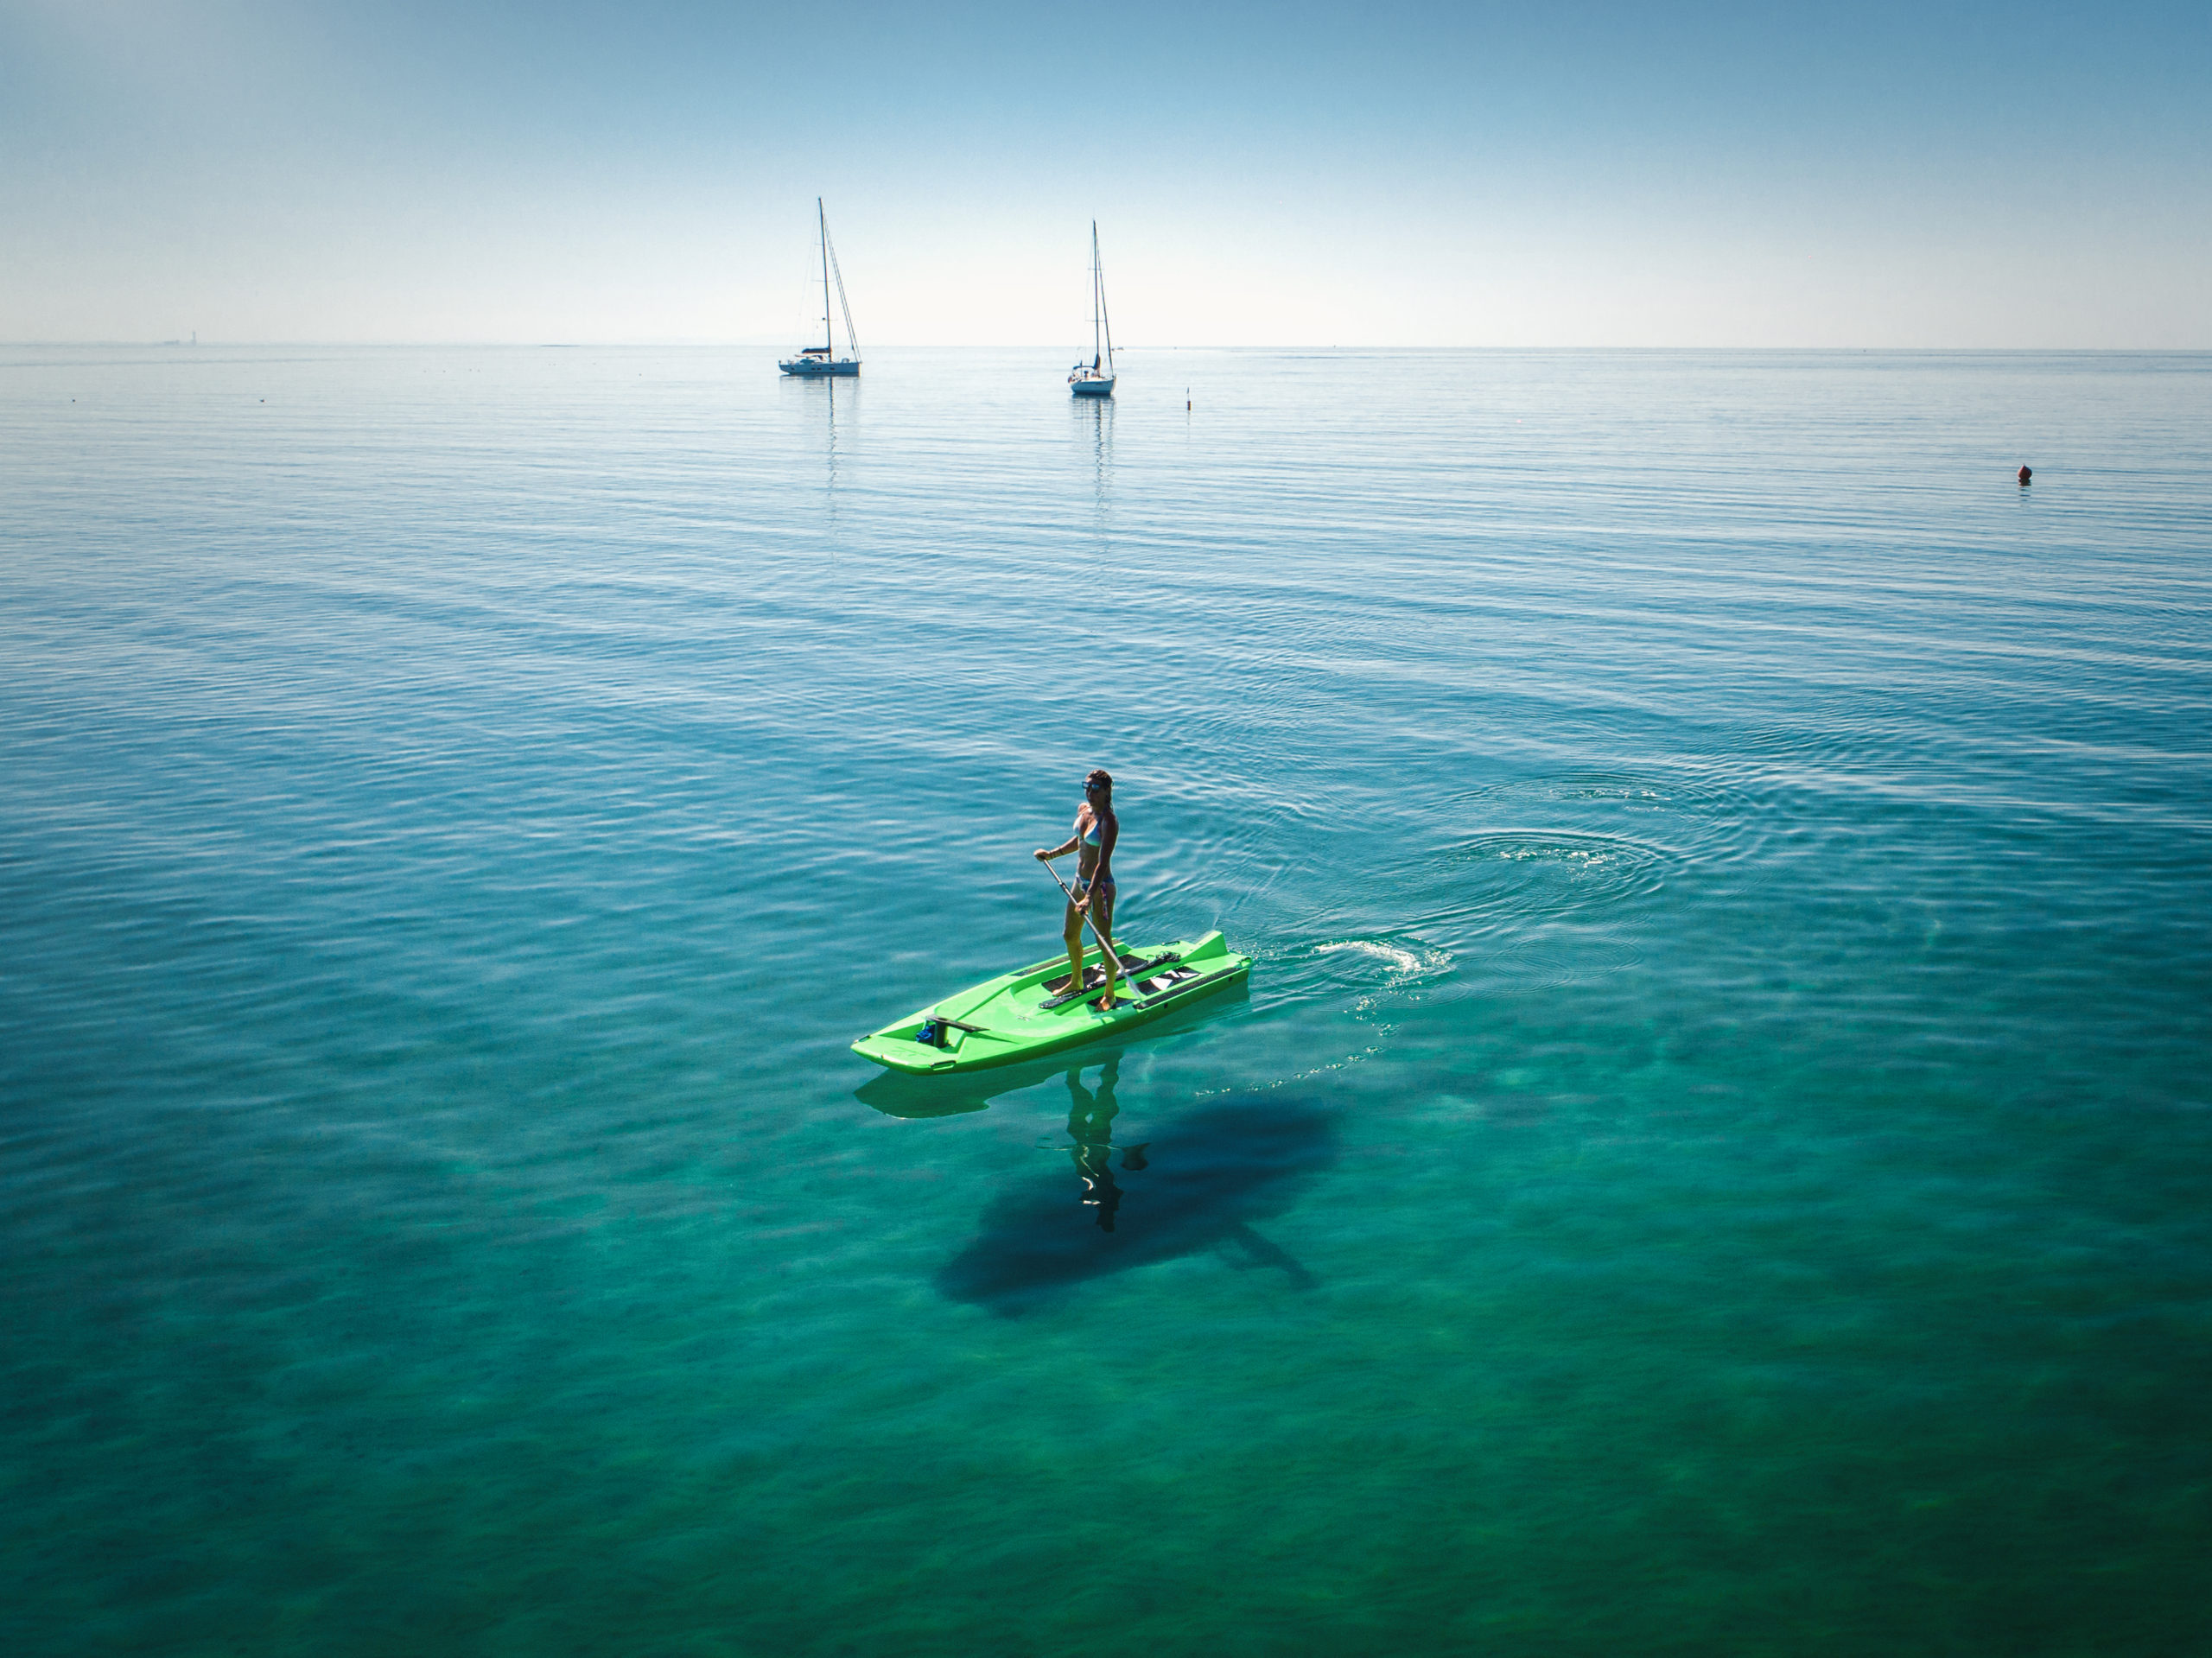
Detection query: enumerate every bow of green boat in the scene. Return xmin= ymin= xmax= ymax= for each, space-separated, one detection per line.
xmin=852 ymin=929 xmax=1252 ymax=1074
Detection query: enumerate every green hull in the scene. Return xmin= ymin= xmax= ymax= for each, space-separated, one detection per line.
xmin=851 ymin=930 xmax=1252 ymax=1075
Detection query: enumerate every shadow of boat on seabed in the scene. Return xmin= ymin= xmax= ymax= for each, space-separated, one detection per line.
xmin=936 ymin=1095 xmax=1340 ymax=1316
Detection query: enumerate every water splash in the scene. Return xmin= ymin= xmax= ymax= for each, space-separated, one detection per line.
xmin=1313 ymin=938 xmax=1452 ymax=983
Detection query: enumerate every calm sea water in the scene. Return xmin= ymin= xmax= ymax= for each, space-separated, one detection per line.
xmin=4 ymin=345 xmax=2209 ymax=1655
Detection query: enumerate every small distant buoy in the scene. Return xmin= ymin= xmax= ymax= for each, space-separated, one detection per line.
xmin=2018 ymin=465 xmax=2032 ymax=486
xmin=1186 ymin=388 xmax=1192 ymax=410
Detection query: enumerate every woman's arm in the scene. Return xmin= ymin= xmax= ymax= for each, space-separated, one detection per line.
xmin=1093 ymin=811 xmax=1116 ymax=884
xmin=1035 ymin=833 xmax=1081 ymax=862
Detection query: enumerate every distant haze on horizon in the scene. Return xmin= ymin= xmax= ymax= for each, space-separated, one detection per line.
xmin=4 ymin=0 xmax=2208 ymax=349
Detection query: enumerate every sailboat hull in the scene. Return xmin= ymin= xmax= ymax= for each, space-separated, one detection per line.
xmin=780 ymin=359 xmax=860 ymax=378
xmin=1070 ymin=376 xmax=1115 ymax=397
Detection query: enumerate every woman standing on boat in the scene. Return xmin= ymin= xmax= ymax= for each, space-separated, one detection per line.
xmin=1035 ymin=769 xmax=1121 ymax=1009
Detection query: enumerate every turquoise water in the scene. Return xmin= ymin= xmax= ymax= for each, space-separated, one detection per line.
xmin=4 ymin=346 xmax=2210 ymax=1654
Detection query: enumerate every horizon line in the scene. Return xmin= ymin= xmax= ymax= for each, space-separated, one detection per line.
xmin=8 ymin=341 xmax=2210 ymax=354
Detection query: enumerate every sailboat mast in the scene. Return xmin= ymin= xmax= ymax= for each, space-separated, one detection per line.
xmin=819 ymin=197 xmax=833 ymax=355
xmin=1090 ymin=222 xmax=1102 ymax=371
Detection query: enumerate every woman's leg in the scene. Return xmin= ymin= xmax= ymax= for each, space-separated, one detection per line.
xmin=1063 ymin=898 xmax=1086 ymax=991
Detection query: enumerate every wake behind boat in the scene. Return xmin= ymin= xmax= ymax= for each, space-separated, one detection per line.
xmin=852 ymin=931 xmax=1251 ymax=1074
xmin=779 ymin=198 xmax=861 ymax=378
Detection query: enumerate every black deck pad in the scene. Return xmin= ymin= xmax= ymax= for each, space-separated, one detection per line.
xmin=1042 ymin=981 xmax=1103 ymax=1010
xmin=1042 ymin=952 xmax=1181 ymax=1005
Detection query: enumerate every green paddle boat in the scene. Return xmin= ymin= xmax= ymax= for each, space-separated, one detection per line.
xmin=852 ymin=931 xmax=1252 ymax=1075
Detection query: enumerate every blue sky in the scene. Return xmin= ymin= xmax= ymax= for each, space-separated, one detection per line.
xmin=4 ymin=0 xmax=2207 ymax=344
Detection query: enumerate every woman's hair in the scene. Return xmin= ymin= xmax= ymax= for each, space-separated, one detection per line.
xmin=1085 ymin=768 xmax=1114 ymax=803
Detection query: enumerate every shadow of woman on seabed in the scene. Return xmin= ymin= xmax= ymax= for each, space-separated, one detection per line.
xmin=1065 ymin=1054 xmax=1148 ymax=1232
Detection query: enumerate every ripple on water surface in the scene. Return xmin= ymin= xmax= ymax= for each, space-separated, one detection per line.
xmin=8 ymin=346 xmax=2212 ymax=1656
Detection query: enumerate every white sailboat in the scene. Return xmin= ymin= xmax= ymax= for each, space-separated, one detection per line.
xmin=1068 ymin=222 xmax=1115 ymax=397
xmin=779 ymin=199 xmax=860 ymax=378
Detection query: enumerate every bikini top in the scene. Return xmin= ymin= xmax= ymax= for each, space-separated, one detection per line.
xmin=1077 ymin=811 xmax=1102 ymax=846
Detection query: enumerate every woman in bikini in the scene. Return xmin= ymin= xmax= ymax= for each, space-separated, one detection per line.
xmin=1034 ymin=769 xmax=1121 ymax=1009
